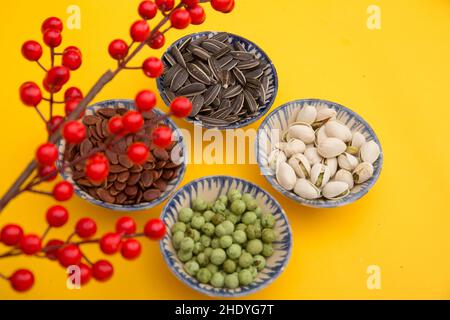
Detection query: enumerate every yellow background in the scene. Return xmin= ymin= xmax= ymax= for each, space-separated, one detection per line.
xmin=0 ymin=0 xmax=449 ymax=299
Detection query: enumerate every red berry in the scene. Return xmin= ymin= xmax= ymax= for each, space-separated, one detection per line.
xmin=78 ymin=263 xmax=92 ymax=285
xmin=38 ymin=164 xmax=58 ymax=181
xmin=148 ymin=31 xmax=165 ymax=49
xmin=0 ymin=224 xmax=23 ymax=246
xmin=64 ymin=46 xmax=82 ymax=58
xmin=139 ymin=1 xmax=158 ymax=20
xmin=46 ymin=205 xmax=69 ymax=227
xmin=170 ymin=9 xmax=191 ymax=29
xmin=20 ymin=234 xmax=42 ymax=255
xmin=222 ymin=0 xmax=235 ymax=13
xmin=156 ymin=0 xmax=174 ymax=11
xmin=64 ymin=87 xmax=83 ymax=101
xmin=64 ymin=99 xmax=82 ymax=117
xmin=130 ymin=20 xmax=150 ymax=42
xmin=182 ymin=0 xmax=199 ymax=8
xmin=108 ymin=116 xmax=124 ymax=135
xmin=142 ymin=57 xmax=164 ymax=78
xmin=46 ymin=66 xmax=70 ymax=87
xmin=57 ymin=244 xmax=82 ymax=267
xmin=135 ymin=90 xmax=157 ymax=112
xmin=63 ymin=121 xmax=86 ymax=144
xmin=115 ymin=217 xmax=137 ymax=235
xmin=9 ymin=269 xmax=34 ymax=292
xmin=211 ymin=0 xmax=234 ymax=12
xmin=36 ymin=143 xmax=58 ymax=165
xmin=85 ymin=153 xmax=110 ymax=183
xmin=122 ymin=111 xmax=144 ymax=133
xmin=188 ymin=5 xmax=206 ymax=25
xmin=62 ymin=50 xmax=82 ymax=70
xmin=99 ymin=232 xmax=122 ymax=255
xmin=121 ymin=239 xmax=142 ymax=260
xmin=48 ymin=115 xmax=64 ymax=134
xmin=43 ymin=78 xmax=62 ymax=94
xmin=152 ymin=126 xmax=172 ymax=148
xmin=144 ymin=218 xmax=166 ymax=240
xmin=92 ymin=260 xmax=113 ymax=281
xmin=52 ymin=181 xmax=74 ymax=201
xmin=43 ymin=29 xmax=62 ymax=48
xmin=44 ymin=239 xmax=64 ymax=260
xmin=21 ymin=41 xmax=43 ymax=61
xmin=41 ymin=17 xmax=63 ymax=33
xmin=75 ymin=218 xmax=97 ymax=238
xmin=127 ymin=142 xmax=149 ymax=164
xmin=170 ymin=96 xmax=192 ymax=118
xmin=108 ymin=39 xmax=129 ymax=60
xmin=20 ymin=82 xmax=42 ymax=107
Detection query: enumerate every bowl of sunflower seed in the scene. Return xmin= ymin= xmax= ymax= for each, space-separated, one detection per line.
xmin=157 ymin=31 xmax=278 ymax=129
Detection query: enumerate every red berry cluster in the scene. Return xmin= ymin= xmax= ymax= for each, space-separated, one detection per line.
xmin=0 ymin=212 xmax=166 ymax=291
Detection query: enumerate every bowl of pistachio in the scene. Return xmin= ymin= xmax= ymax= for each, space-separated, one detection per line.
xmin=159 ymin=175 xmax=292 ymax=297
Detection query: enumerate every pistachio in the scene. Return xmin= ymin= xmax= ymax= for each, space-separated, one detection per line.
xmin=276 ymin=161 xmax=297 ymax=191
xmin=293 ymin=178 xmax=321 ymax=200
xmin=315 ymin=125 xmax=328 ymax=146
xmin=317 ymin=138 xmax=346 ymax=158
xmin=360 ymin=141 xmax=380 ymax=164
xmin=325 ymin=121 xmax=352 ymax=142
xmin=284 ymin=123 xmax=315 ymax=144
xmin=312 ymin=107 xmax=336 ymax=128
xmin=351 ymin=131 xmax=366 ymax=149
xmin=337 ymin=152 xmax=359 ymax=171
xmin=353 ymin=162 xmax=374 ymax=184
xmin=284 ymin=139 xmax=306 ymax=158
xmin=322 ymin=181 xmax=350 ymax=200
xmin=304 ymin=146 xmax=322 ymax=165
xmin=296 ymin=105 xmax=317 ymax=124
xmin=334 ymin=169 xmax=354 ymax=189
xmin=310 ymin=163 xmax=331 ymax=188
xmin=345 ymin=145 xmax=359 ymax=156
xmin=288 ymin=153 xmax=311 ymax=179
xmin=323 ymin=157 xmax=337 ymax=177
xmin=268 ymin=149 xmax=287 ymax=171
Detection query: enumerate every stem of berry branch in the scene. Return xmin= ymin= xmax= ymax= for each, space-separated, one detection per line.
xmin=0 ymin=3 xmax=183 ymax=213
xmin=36 ymin=60 xmax=47 ymax=72
xmin=34 ymin=107 xmax=47 ymax=124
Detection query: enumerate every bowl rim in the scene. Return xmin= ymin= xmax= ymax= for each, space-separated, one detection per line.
xmin=57 ymin=98 xmax=187 ymax=212
xmin=156 ymin=30 xmax=279 ymax=130
xmin=159 ymin=175 xmax=293 ymax=297
xmin=256 ymin=98 xmax=384 ymax=208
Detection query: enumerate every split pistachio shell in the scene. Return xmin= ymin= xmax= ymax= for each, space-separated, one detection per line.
xmin=325 ymin=121 xmax=352 ymax=143
xmin=322 ymin=181 xmax=350 ymax=200
xmin=317 ymin=138 xmax=347 ymax=158
xmin=334 ymin=169 xmax=354 ymax=189
xmin=337 ymin=152 xmax=359 ymax=171
xmin=293 ymin=178 xmax=321 ymax=200
xmin=284 ymin=139 xmax=306 ymax=158
xmin=323 ymin=157 xmax=338 ymax=177
xmin=351 ymin=131 xmax=366 ymax=149
xmin=353 ymin=162 xmax=374 ymax=184
xmin=296 ymin=105 xmax=317 ymax=124
xmin=360 ymin=141 xmax=380 ymax=164
xmin=276 ymin=161 xmax=297 ymax=191
xmin=285 ymin=123 xmax=315 ymax=144
xmin=268 ymin=149 xmax=287 ymax=171
xmin=274 ymin=141 xmax=287 ymax=151
xmin=315 ymin=125 xmax=328 ymax=146
xmin=304 ymin=147 xmax=322 ymax=165
xmin=315 ymin=107 xmax=336 ymax=122
xmin=288 ymin=153 xmax=311 ymax=179
xmin=310 ymin=163 xmax=331 ymax=188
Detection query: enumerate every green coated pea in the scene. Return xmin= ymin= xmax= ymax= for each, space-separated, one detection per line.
xmin=204 ymin=247 xmax=213 ymax=257
xmin=254 ymin=207 xmax=262 ymax=218
xmin=212 ymin=201 xmax=226 ymax=214
xmin=227 ymin=189 xmax=242 ymax=202
xmin=184 ymin=260 xmax=199 ymax=276
xmin=210 ymin=272 xmax=225 ymax=288
xmin=191 ymin=215 xmax=205 ymax=230
xmin=226 ymin=243 xmax=242 ymax=259
xmin=230 ymin=199 xmax=246 ymax=215
xmin=242 ymin=211 xmax=257 ymax=225
xmin=203 ymin=210 xmax=215 ymax=222
xmin=201 ymin=222 xmax=215 ymax=236
xmin=253 ymin=255 xmax=266 ymax=271
xmin=218 ymin=195 xmax=228 ymax=205
xmin=192 ymin=198 xmax=208 ymax=212
xmin=206 ymin=263 xmax=218 ymax=274
xmin=236 ymin=223 xmax=247 ymax=231
xmin=249 ymin=266 xmax=258 ymax=278
xmin=245 ymin=224 xmax=261 ymax=240
xmin=262 ymin=243 xmax=274 ymax=257
xmin=196 ymin=268 xmax=211 ymax=284
xmin=196 ymin=252 xmax=209 ymax=267
xmin=223 ymin=259 xmax=237 ymax=273
xmin=172 ymin=231 xmax=185 ymax=249
xmin=210 ymin=248 xmax=226 ymax=265
xmin=238 ymin=269 xmax=253 ymax=286
xmin=262 ymin=228 xmax=276 ymax=243
xmin=219 ymin=235 xmax=233 ymax=248
xmin=193 ymin=242 xmax=204 ymax=255
xmin=211 ymin=238 xmax=220 ymax=249
xmin=200 ymin=235 xmax=211 ymax=248
xmin=221 ymin=221 xmax=234 ymax=235
xmin=246 ymin=239 xmax=263 ymax=255
xmin=179 ymin=208 xmax=194 ymax=223
xmin=211 ymin=214 xmax=225 ymax=226
xmin=261 ymin=213 xmax=276 ymax=228
xmin=241 ymin=193 xmax=254 ymax=203
xmin=224 ymin=273 xmax=239 ymax=289
xmin=238 ymin=252 xmax=253 ymax=268
xmin=180 ymin=237 xmax=195 ymax=252
xmin=172 ymin=222 xmax=186 ymax=234
xmin=232 ymin=230 xmax=247 ymax=244
xmin=185 ymin=228 xmax=200 ymax=241
xmin=226 ymin=214 xmax=239 ymax=224
xmin=178 ymin=250 xmax=192 ymax=262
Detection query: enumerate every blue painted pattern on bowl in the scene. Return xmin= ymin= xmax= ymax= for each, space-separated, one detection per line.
xmin=256 ymin=99 xmax=383 ymax=208
xmin=157 ymin=31 xmax=278 ymax=130
xmin=159 ymin=175 xmax=292 ymax=297
xmin=57 ymin=99 xmax=186 ymax=211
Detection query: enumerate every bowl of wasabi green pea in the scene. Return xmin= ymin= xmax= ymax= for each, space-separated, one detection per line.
xmin=159 ymin=175 xmax=292 ymax=297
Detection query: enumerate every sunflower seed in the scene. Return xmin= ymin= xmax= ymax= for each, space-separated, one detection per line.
xmin=191 ymin=46 xmax=211 ymax=60
xmin=164 ymin=90 xmax=176 ymax=102
xmin=223 ymin=84 xmax=243 ymax=99
xmin=186 ymin=63 xmax=211 ymax=85
xmin=203 ymin=84 xmax=221 ymax=106
xmin=163 ymin=64 xmax=182 ymax=87
xmin=237 ymin=59 xmax=260 ymax=70
xmin=164 ymin=53 xmax=177 ymax=67
xmin=243 ymin=89 xmax=258 ymax=114
xmin=171 ymin=46 xmax=186 ymax=68
xmin=211 ymin=32 xmax=229 ymax=42
xmin=234 ymin=42 xmax=246 ymax=52
xmin=222 ymin=59 xmax=239 ymax=71
xmin=201 ymin=41 xmax=221 ymax=54
xmin=231 ymin=93 xmax=245 ymax=115
xmin=208 ymin=57 xmax=221 ymax=80
xmin=232 ymin=68 xmax=247 ymax=86
xmin=191 ymin=95 xmax=204 ymax=117
xmin=245 ymin=68 xmax=264 ymax=79
xmin=170 ymin=68 xmax=189 ymax=92
xmin=177 ymin=83 xmax=206 ymax=96
xmin=190 ymin=35 xmax=208 ymax=46
xmin=218 ymin=55 xmax=233 ymax=68
xmin=213 ymin=46 xmax=231 ymax=59
xmin=178 ymin=37 xmax=192 ymax=51
xmin=231 ymin=51 xmax=255 ymax=61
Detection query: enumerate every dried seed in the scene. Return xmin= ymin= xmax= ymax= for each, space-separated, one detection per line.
xmin=231 ymin=51 xmax=255 ymax=61
xmin=223 ymin=85 xmax=243 ymax=99
xmin=80 ymin=139 xmax=93 ymax=156
xmin=110 ymin=164 xmax=127 ymax=173
xmin=243 ymin=89 xmax=258 ymax=114
xmin=213 ymin=46 xmax=231 ymax=59
xmin=127 ymin=173 xmax=141 ymax=185
xmin=222 ymin=59 xmax=239 ymax=71
xmin=207 ymin=57 xmax=221 ymax=81
xmin=142 ymin=170 xmax=154 ymax=188
xmin=245 ymin=68 xmax=264 ymax=79
xmin=143 ymin=189 xmax=161 ymax=202
xmin=231 ymin=93 xmax=245 ymax=115
xmin=164 ymin=90 xmax=176 ymax=102
xmin=163 ymin=53 xmax=176 ymax=67
xmin=203 ymin=84 xmax=221 ymax=106
xmin=164 ymin=64 xmax=182 ymax=87
xmin=217 ymin=55 xmax=233 ymax=68
xmin=232 ymin=68 xmax=247 ymax=86
xmin=191 ymin=95 xmax=204 ymax=117
xmin=97 ymin=189 xmax=115 ymax=203
xmin=177 ymin=83 xmax=206 ymax=96
xmin=201 ymin=41 xmax=221 ymax=54
xmin=186 ymin=63 xmax=211 ymax=85
xmin=191 ymin=46 xmax=211 ymax=60
xmin=170 ymin=68 xmax=189 ymax=92
xmin=83 ymin=115 xmax=99 ymax=126
xmin=117 ymin=171 xmax=130 ymax=183
xmin=211 ymin=32 xmax=229 ymax=42
xmin=97 ymin=108 xmax=116 ymax=118
xmin=178 ymin=37 xmax=192 ymax=51
xmin=237 ymin=59 xmax=260 ymax=70
xmin=171 ymin=45 xmax=186 ymax=68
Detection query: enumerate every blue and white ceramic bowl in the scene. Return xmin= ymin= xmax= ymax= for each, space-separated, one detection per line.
xmin=256 ymin=99 xmax=383 ymax=208
xmin=157 ymin=31 xmax=278 ymax=130
xmin=57 ymin=99 xmax=187 ymax=211
xmin=160 ymin=176 xmax=292 ymax=297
